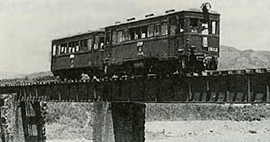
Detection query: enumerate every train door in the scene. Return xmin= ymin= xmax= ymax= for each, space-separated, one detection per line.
xmin=51 ymin=44 xmax=57 ymax=71
xmin=98 ymin=35 xmax=105 ymax=66
xmin=92 ymin=34 xmax=105 ymax=71
xmin=91 ymin=35 xmax=99 ymax=66
xmin=169 ymin=16 xmax=178 ymax=56
xmin=87 ymin=37 xmax=95 ymax=66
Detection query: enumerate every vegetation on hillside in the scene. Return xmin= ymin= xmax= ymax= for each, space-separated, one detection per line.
xmin=145 ymin=103 xmax=270 ymax=122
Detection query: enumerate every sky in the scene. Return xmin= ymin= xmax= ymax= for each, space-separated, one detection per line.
xmin=0 ymin=0 xmax=269 ymax=74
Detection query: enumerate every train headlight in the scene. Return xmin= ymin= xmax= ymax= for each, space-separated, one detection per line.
xmin=201 ymin=2 xmax=211 ymax=12
xmin=205 ymin=3 xmax=211 ymax=10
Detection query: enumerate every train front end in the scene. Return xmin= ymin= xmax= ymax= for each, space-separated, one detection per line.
xmin=177 ymin=2 xmax=220 ymax=73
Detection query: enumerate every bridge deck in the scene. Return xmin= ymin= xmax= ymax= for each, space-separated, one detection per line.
xmin=0 ymin=68 xmax=269 ymax=103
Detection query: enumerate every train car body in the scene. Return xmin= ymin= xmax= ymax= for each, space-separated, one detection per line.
xmin=51 ymin=30 xmax=105 ymax=79
xmin=50 ymin=3 xmax=220 ymax=79
xmin=104 ymin=4 xmax=220 ymax=75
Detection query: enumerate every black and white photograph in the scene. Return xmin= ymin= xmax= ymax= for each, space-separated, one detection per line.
xmin=0 ymin=0 xmax=270 ymax=141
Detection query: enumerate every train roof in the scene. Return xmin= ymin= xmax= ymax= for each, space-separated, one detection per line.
xmin=52 ymin=28 xmax=105 ymax=42
xmin=105 ymin=8 xmax=220 ymax=29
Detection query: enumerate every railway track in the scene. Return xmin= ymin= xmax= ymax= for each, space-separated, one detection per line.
xmin=0 ymin=68 xmax=269 ymax=103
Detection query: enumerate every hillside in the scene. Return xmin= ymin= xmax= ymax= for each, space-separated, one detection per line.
xmin=218 ymin=45 xmax=270 ymax=70
xmin=0 ymin=71 xmax=24 ymax=79
xmin=0 ymin=71 xmax=55 ymax=84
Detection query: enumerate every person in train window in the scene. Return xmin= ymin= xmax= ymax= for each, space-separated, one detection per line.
xmin=191 ymin=26 xmax=198 ymax=33
xmin=190 ymin=19 xmax=199 ymax=33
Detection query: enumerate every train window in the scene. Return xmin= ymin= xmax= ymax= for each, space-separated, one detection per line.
xmin=129 ymin=28 xmax=135 ymax=40
xmin=147 ymin=25 xmax=154 ymax=37
xmin=80 ymin=40 xmax=85 ymax=51
xmin=134 ymin=28 xmax=140 ymax=39
xmin=94 ymin=44 xmax=98 ymax=50
xmin=170 ymin=24 xmax=177 ymax=36
xmin=170 ymin=17 xmax=177 ymax=36
xmin=57 ymin=45 xmax=61 ymax=55
xmin=122 ymin=30 xmax=130 ymax=41
xmin=161 ymin=22 xmax=168 ymax=35
xmin=63 ymin=44 xmax=67 ymax=53
xmin=80 ymin=40 xmax=84 ymax=51
xmin=87 ymin=39 xmax=93 ymax=50
xmin=61 ymin=46 xmax=64 ymax=54
xmin=76 ymin=45 xmax=79 ymax=52
xmin=52 ymin=45 xmax=57 ymax=56
xmin=117 ymin=31 xmax=123 ymax=43
xmin=63 ymin=46 xmax=67 ymax=53
xmin=112 ymin=30 xmax=117 ymax=44
xmin=68 ymin=43 xmax=73 ymax=53
xmin=85 ymin=40 xmax=89 ymax=50
xmin=129 ymin=27 xmax=141 ymax=40
xmin=100 ymin=37 xmax=104 ymax=49
xmin=155 ymin=24 xmax=161 ymax=36
xmin=64 ymin=46 xmax=68 ymax=53
xmin=64 ymin=47 xmax=67 ymax=53
xmin=79 ymin=41 xmax=83 ymax=49
xmin=212 ymin=21 xmax=216 ymax=34
xmin=190 ymin=19 xmax=199 ymax=33
xmin=106 ymin=30 xmax=111 ymax=44
xmin=74 ymin=42 xmax=79 ymax=52
xmin=179 ymin=19 xmax=184 ymax=33
xmin=72 ymin=47 xmax=76 ymax=53
xmin=201 ymin=20 xmax=209 ymax=35
xmin=141 ymin=26 xmax=147 ymax=38
xmin=94 ymin=36 xmax=100 ymax=49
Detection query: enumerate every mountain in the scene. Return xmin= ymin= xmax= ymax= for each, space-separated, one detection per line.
xmin=0 ymin=71 xmax=54 ymax=81
xmin=25 ymin=71 xmax=54 ymax=79
xmin=0 ymin=71 xmax=24 ymax=80
xmin=218 ymin=45 xmax=270 ymax=70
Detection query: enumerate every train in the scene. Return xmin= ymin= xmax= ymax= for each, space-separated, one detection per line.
xmin=50 ymin=2 xmax=220 ymax=80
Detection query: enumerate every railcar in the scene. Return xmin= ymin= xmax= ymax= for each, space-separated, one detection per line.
xmin=104 ymin=2 xmax=220 ymax=76
xmin=51 ymin=3 xmax=220 ymax=79
xmin=51 ymin=30 xmax=105 ymax=80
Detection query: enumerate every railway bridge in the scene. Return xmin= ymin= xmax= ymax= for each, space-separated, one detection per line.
xmin=0 ymin=68 xmax=269 ymax=142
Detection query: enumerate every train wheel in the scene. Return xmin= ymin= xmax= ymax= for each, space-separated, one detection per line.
xmin=87 ymin=73 xmax=93 ymax=79
xmin=59 ymin=75 xmax=67 ymax=81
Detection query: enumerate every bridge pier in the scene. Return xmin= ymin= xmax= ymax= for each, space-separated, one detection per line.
xmin=92 ymin=102 xmax=146 ymax=142
xmin=0 ymin=95 xmax=146 ymax=142
xmin=20 ymin=101 xmax=46 ymax=142
xmin=111 ymin=102 xmax=146 ymax=142
xmin=0 ymin=93 xmax=31 ymax=142
xmin=92 ymin=102 xmax=114 ymax=142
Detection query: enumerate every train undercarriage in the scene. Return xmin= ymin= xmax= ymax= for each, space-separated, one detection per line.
xmin=53 ymin=55 xmax=218 ymax=81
